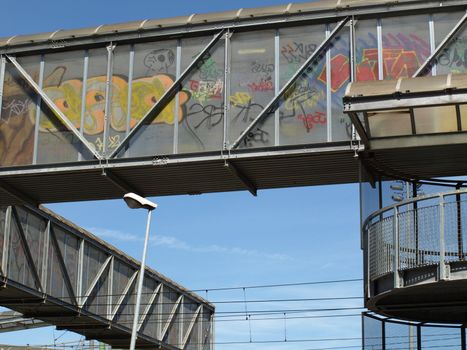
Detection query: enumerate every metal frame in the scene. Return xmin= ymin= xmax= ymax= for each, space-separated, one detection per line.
xmin=229 ymin=17 xmax=350 ymax=150
xmin=109 ymin=30 xmax=225 ymax=158
xmin=0 ymin=204 xmax=214 ymax=349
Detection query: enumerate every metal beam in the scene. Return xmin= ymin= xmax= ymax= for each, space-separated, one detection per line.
xmin=413 ymin=11 xmax=467 ymax=78
xmin=347 ymin=112 xmax=369 ymax=148
xmin=160 ymin=295 xmax=182 ymax=340
xmin=109 ymin=29 xmax=225 ymax=158
xmin=224 ymin=161 xmax=257 ymax=196
xmin=49 ymin=224 xmax=78 ymax=305
xmin=11 ymin=207 xmax=43 ymax=292
xmin=79 ymin=255 xmax=112 ymax=308
xmin=101 ymin=169 xmax=143 ymax=196
xmin=5 ymin=55 xmax=103 ymax=161
xmin=110 ymin=270 xmax=138 ymax=320
xmin=0 ymin=180 xmax=38 ymax=206
xmin=181 ymin=306 xmax=201 ymax=349
xmin=137 ymin=282 xmax=162 ymax=332
xmin=229 ymin=16 xmax=349 ymax=150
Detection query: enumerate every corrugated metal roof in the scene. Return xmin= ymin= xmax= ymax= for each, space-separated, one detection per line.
xmin=0 ymin=0 xmax=449 ymax=50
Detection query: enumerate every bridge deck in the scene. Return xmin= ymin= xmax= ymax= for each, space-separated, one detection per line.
xmin=0 ymin=0 xmax=466 ymax=204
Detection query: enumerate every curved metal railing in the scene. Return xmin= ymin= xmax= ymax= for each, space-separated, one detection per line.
xmin=364 ymin=189 xmax=467 ymax=285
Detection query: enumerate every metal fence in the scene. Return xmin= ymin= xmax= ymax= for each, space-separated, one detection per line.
xmin=364 ymin=189 xmax=467 ymax=283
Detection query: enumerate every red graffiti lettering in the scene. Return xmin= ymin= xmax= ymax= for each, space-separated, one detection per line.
xmin=247 ymin=80 xmax=274 ymax=92
xmin=297 ymin=111 xmax=326 ymax=132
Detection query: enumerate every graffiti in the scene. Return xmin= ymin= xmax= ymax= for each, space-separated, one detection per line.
xmin=94 ymin=135 xmax=121 ymax=152
xmin=281 ymin=41 xmax=317 ymax=64
xmin=297 ymin=111 xmax=326 ymax=132
xmin=188 ymin=79 xmax=223 ymax=104
xmin=284 ymin=83 xmax=324 ymax=112
xmin=1 ymin=98 xmax=31 ymax=123
xmin=242 ymin=127 xmax=270 ymax=147
xmin=251 ymin=61 xmax=274 ymax=74
xmin=438 ymin=38 xmax=467 ymax=71
xmin=193 ymin=53 xmax=221 ymax=80
xmin=186 ymin=103 xmax=223 ymax=130
xmin=247 ymin=78 xmax=274 ymax=92
xmin=317 ymin=54 xmax=350 ymax=92
xmin=144 ymin=49 xmax=175 ymax=73
xmin=229 ymin=92 xmax=252 ymax=107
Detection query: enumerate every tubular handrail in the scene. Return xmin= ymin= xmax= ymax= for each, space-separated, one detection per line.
xmin=363 ymin=188 xmax=467 ymax=230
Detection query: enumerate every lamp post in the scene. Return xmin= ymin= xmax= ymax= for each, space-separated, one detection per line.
xmin=123 ymin=193 xmax=157 ymax=350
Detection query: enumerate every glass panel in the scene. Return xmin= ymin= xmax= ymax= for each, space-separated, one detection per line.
xmin=279 ymin=25 xmax=326 ymax=146
xmin=82 ymin=242 xmax=107 ymax=294
xmin=112 ymin=259 xmax=135 ymax=305
xmin=363 ymin=315 xmax=383 ymax=350
xmin=331 ymin=26 xmax=352 ymax=141
xmin=118 ymin=40 xmax=178 ymax=157
xmin=85 ymin=268 xmax=109 ymax=317
xmin=435 ymin=11 xmax=467 ymax=75
xmin=202 ymin=309 xmax=212 ymax=350
xmin=39 ymin=50 xmax=91 ymax=164
xmin=229 ymin=30 xmax=275 ymax=148
xmin=114 ymin=281 xmax=136 ymax=328
xmin=414 ymin=105 xmax=458 ymax=133
xmin=8 ymin=215 xmax=35 ymax=289
xmin=0 ymin=207 xmax=5 ymax=271
xmin=108 ymin=45 xmax=131 ymax=154
xmin=46 ymin=228 xmax=71 ymax=301
xmin=421 ymin=326 xmax=461 ymax=349
xmin=368 ymin=110 xmax=412 ymax=137
xmin=140 ymin=277 xmax=159 ymax=338
xmin=460 ymin=104 xmax=467 ymax=130
xmin=16 ymin=207 xmax=46 ymax=282
xmin=355 ymin=20 xmax=379 ymax=82
xmin=382 ymin=15 xmax=431 ymax=80
xmin=0 ymin=62 xmax=38 ymax=167
xmin=180 ymin=36 xmax=225 ymax=153
xmin=54 ymin=225 xmax=80 ymax=295
xmin=386 ymin=321 xmax=417 ymax=350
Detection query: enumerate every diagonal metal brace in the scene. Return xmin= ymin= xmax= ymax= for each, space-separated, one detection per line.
xmin=160 ymin=295 xmax=182 ymax=340
xmin=79 ymin=255 xmax=112 ymax=308
xmin=414 ymin=11 xmax=467 ymax=77
xmin=229 ymin=17 xmax=349 ymax=150
xmin=5 ymin=55 xmax=102 ymax=161
xmin=181 ymin=305 xmax=201 ymax=349
xmin=224 ymin=161 xmax=257 ymax=196
xmin=109 ymin=29 xmax=226 ymax=158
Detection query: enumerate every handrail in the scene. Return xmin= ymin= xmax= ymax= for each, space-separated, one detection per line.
xmin=363 ymin=188 xmax=467 ymax=229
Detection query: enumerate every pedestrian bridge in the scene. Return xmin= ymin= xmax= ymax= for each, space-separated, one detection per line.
xmin=0 ymin=204 xmax=214 ymax=349
xmin=1 ymin=0 xmax=466 ymax=206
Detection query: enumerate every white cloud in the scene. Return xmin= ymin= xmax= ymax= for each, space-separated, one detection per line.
xmin=88 ymin=227 xmax=292 ymax=261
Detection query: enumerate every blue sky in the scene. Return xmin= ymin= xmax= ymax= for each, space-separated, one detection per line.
xmin=0 ymin=1 xmax=363 ymax=349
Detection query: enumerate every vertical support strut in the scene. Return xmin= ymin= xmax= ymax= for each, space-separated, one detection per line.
xmin=393 ymin=206 xmax=400 ymax=288
xmin=439 ymin=194 xmax=447 ymax=280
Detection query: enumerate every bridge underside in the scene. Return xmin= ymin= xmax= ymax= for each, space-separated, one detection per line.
xmin=0 ymin=145 xmax=358 ymax=206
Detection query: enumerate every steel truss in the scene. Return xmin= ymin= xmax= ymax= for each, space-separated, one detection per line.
xmin=0 ymin=204 xmax=214 ymax=350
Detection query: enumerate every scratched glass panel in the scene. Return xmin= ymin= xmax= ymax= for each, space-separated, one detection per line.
xmin=8 ymin=213 xmax=36 ymax=288
xmin=202 ymin=308 xmax=212 ymax=350
xmin=54 ymin=225 xmax=80 ymax=295
xmin=114 ymin=280 xmax=136 ymax=327
xmin=435 ymin=12 xmax=467 ymax=75
xmin=421 ymin=326 xmax=461 ymax=349
xmin=38 ymin=50 xmax=91 ymax=164
xmin=363 ymin=315 xmax=383 ymax=350
xmin=16 ymin=207 xmax=46 ymax=282
xmin=16 ymin=55 xmax=40 ymax=84
xmin=229 ymin=30 xmax=275 ymax=149
xmin=355 ymin=20 xmax=379 ymax=81
xmin=140 ymin=277 xmax=159 ymax=338
xmin=385 ymin=321 xmax=416 ymax=350
xmin=85 ymin=268 xmax=109 ymax=317
xmin=331 ymin=26 xmax=352 ymax=141
xmin=83 ymin=48 xmax=109 ymax=157
xmin=0 ymin=61 xmax=39 ymax=167
xmin=162 ymin=287 xmax=179 ymax=335
xmin=108 ymin=45 xmax=131 ymax=154
xmin=46 ymin=227 xmax=71 ymax=301
xmin=0 ymin=207 xmax=5 ymax=270
xmin=112 ymin=258 xmax=135 ymax=305
xmin=278 ymin=25 xmax=326 ymax=146
xmin=381 ymin=15 xmax=430 ymax=80
xmin=185 ymin=311 xmax=199 ymax=350
xmin=117 ymin=40 xmax=178 ymax=158
xmin=82 ymin=242 xmax=108 ymax=294
xmin=179 ymin=36 xmax=225 ymax=153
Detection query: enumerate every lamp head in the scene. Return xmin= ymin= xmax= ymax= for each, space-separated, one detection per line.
xmin=123 ymin=193 xmax=157 ymax=211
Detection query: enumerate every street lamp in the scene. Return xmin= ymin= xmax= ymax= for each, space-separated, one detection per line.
xmin=123 ymin=193 xmax=157 ymax=350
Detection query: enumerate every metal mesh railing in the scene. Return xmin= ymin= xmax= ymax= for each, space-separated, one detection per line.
xmin=364 ymin=190 xmax=467 ymax=281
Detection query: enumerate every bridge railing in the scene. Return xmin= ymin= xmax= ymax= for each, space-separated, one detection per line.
xmin=364 ymin=188 xmax=467 ymax=289
xmin=0 ymin=204 xmax=214 ymax=349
